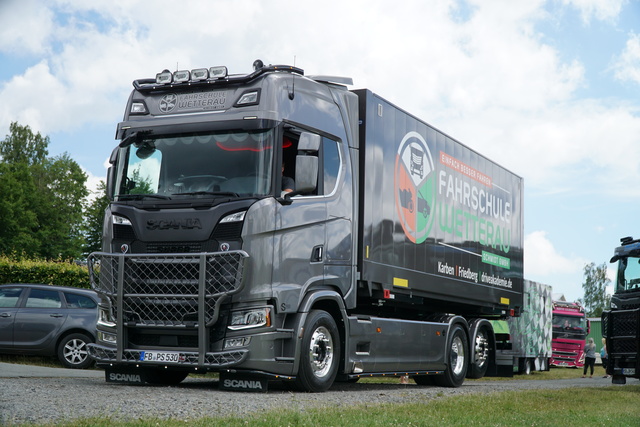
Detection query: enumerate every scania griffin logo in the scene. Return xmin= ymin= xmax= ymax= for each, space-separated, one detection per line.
xmin=159 ymin=93 xmax=177 ymax=113
xmin=147 ymin=218 xmax=202 ymax=230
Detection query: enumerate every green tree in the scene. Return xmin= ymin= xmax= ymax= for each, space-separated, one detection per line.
xmin=578 ymin=262 xmax=612 ymax=317
xmin=82 ymin=181 xmax=110 ymax=255
xmin=0 ymin=122 xmax=88 ymax=259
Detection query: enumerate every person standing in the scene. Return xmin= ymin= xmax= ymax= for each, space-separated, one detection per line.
xmin=582 ymin=337 xmax=597 ymax=378
xmin=600 ymin=338 xmax=610 ymax=378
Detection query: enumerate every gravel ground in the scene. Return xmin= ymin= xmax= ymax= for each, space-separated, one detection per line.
xmin=0 ymin=362 xmax=630 ymax=425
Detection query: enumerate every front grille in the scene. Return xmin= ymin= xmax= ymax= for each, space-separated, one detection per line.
xmin=88 ymin=251 xmax=247 ymax=327
xmin=114 ymin=224 xmax=136 ymax=240
xmin=129 ymin=332 xmax=199 ymax=348
xmin=213 ymin=222 xmax=243 ymax=240
xmin=147 ymin=242 xmax=203 ymax=253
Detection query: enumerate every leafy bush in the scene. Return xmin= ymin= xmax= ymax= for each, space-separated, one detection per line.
xmin=0 ymin=256 xmax=90 ymax=289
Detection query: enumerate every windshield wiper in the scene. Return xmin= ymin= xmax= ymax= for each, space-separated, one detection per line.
xmin=172 ymin=191 xmax=240 ymax=197
xmin=118 ymin=194 xmax=171 ymax=200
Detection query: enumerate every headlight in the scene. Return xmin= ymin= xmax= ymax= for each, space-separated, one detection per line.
xmin=228 ymin=307 xmax=271 ymax=330
xmin=98 ymin=306 xmax=115 ymax=328
xmin=98 ymin=331 xmax=117 ymax=344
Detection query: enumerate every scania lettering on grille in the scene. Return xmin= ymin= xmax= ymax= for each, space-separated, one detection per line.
xmin=147 ymin=218 xmax=202 ymax=230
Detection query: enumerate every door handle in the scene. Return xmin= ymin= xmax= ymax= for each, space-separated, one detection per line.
xmin=311 ymin=245 xmax=323 ymax=263
xmin=50 ymin=314 xmax=64 ymax=318
xmin=0 ymin=313 xmax=11 ymax=318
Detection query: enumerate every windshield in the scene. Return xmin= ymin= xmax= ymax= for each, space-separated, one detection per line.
xmin=615 ymin=256 xmax=640 ymax=293
xmin=114 ymin=129 xmax=275 ymax=200
xmin=552 ymin=314 xmax=587 ymax=340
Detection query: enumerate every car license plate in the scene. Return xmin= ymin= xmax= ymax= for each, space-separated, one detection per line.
xmin=139 ymin=351 xmax=183 ymax=363
xmin=622 ymin=368 xmax=636 ymax=375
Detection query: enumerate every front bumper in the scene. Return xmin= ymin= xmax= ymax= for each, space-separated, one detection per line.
xmin=88 ymin=342 xmax=248 ymax=368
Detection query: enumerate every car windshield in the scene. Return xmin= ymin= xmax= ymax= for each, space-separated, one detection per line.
xmin=552 ymin=314 xmax=587 ymax=339
xmin=615 ymin=256 xmax=640 ymax=293
xmin=114 ymin=129 xmax=275 ymax=200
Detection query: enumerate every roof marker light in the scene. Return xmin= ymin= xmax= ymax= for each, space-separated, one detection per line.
xmin=191 ymin=68 xmax=209 ymax=81
xmin=156 ymin=70 xmax=172 ymax=84
xmin=236 ymin=90 xmax=259 ymax=106
xmin=209 ymin=66 xmax=228 ymax=79
xmin=173 ymin=70 xmax=190 ymax=83
xmin=130 ymin=102 xmax=148 ymax=114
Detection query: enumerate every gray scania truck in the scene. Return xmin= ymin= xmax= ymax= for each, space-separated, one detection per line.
xmin=88 ymin=60 xmax=524 ymax=392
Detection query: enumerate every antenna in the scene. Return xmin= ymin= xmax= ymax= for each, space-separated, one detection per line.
xmin=289 ymin=55 xmax=296 ymax=100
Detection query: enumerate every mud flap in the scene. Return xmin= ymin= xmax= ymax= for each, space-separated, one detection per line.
xmin=105 ymin=367 xmax=148 ymax=385
xmin=219 ymin=372 xmax=269 ymax=392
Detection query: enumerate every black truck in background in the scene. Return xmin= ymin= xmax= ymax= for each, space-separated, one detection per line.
xmin=87 ymin=60 xmax=524 ymax=391
xmin=603 ymin=236 xmax=640 ymax=384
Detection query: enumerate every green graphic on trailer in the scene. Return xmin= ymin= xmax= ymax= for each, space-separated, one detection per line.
xmin=394 ymin=132 xmax=436 ymax=244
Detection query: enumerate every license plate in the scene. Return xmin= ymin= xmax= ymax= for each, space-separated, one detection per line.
xmin=622 ymin=368 xmax=636 ymax=375
xmin=139 ymin=351 xmax=183 ymax=363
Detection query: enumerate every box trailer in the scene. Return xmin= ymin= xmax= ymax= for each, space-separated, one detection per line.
xmin=492 ymin=280 xmax=552 ymax=375
xmin=88 ymin=60 xmax=524 ymax=391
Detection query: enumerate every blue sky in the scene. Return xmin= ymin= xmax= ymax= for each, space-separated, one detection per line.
xmin=1 ymin=0 xmax=639 ymax=301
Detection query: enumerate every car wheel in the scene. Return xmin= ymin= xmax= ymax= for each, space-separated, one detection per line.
xmin=57 ymin=333 xmax=94 ymax=369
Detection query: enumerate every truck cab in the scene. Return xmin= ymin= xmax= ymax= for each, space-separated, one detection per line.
xmin=550 ymin=300 xmax=589 ymax=368
xmin=603 ymin=236 xmax=640 ymax=383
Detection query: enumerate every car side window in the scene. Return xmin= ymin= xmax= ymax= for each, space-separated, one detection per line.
xmin=25 ymin=289 xmax=62 ymax=309
xmin=64 ymin=292 xmax=97 ymax=309
xmin=0 ymin=288 xmax=23 ymax=308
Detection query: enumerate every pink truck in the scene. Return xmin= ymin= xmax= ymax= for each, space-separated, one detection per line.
xmin=550 ymin=301 xmax=590 ymax=367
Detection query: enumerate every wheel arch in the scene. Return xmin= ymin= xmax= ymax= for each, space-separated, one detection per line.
xmin=55 ymin=327 xmax=96 ymax=352
xmin=291 ymin=290 xmax=349 ymax=376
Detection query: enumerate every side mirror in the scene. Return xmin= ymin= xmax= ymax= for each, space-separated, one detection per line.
xmin=293 ymin=132 xmax=320 ymax=194
xmin=105 ymin=147 xmax=118 ymax=201
xmin=278 ymin=132 xmax=320 ymax=204
xmin=298 ymin=132 xmax=321 ymax=151
xmin=294 ymin=156 xmax=318 ymax=194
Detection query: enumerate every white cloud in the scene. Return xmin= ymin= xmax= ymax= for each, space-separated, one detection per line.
xmin=1 ymin=0 xmax=638 ymax=198
xmin=561 ymin=0 xmax=627 ymax=24
xmin=0 ymin=0 xmax=54 ymax=55
xmin=612 ymin=32 xmax=640 ymax=85
xmin=524 ymin=231 xmax=586 ymax=276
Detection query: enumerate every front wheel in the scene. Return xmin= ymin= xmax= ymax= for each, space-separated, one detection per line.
xmin=293 ymin=310 xmax=340 ymax=392
xmin=433 ymin=324 xmax=469 ymax=387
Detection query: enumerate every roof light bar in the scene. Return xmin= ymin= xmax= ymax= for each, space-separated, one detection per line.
xmin=191 ymin=68 xmax=209 ymax=81
xmin=209 ymin=66 xmax=228 ymax=79
xmin=155 ymin=70 xmax=172 ymax=84
xmin=173 ymin=70 xmax=190 ymax=83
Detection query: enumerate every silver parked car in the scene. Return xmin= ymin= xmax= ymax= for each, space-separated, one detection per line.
xmin=0 ymin=283 xmax=98 ymax=369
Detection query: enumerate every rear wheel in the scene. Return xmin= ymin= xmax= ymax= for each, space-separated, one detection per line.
xmin=293 ymin=310 xmax=340 ymax=392
xmin=467 ymin=325 xmax=490 ymax=379
xmin=57 ymin=333 xmax=93 ymax=369
xmin=433 ymin=324 xmax=469 ymax=387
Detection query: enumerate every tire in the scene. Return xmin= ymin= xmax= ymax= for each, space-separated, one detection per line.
xmin=433 ymin=324 xmax=469 ymax=387
xmin=466 ymin=326 xmax=490 ymax=379
xmin=293 ymin=310 xmax=340 ymax=392
xmin=144 ymin=369 xmax=189 ymax=386
xmin=413 ymin=375 xmax=436 ymax=386
xmin=524 ymin=359 xmax=532 ymax=375
xmin=57 ymin=333 xmax=93 ymax=369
